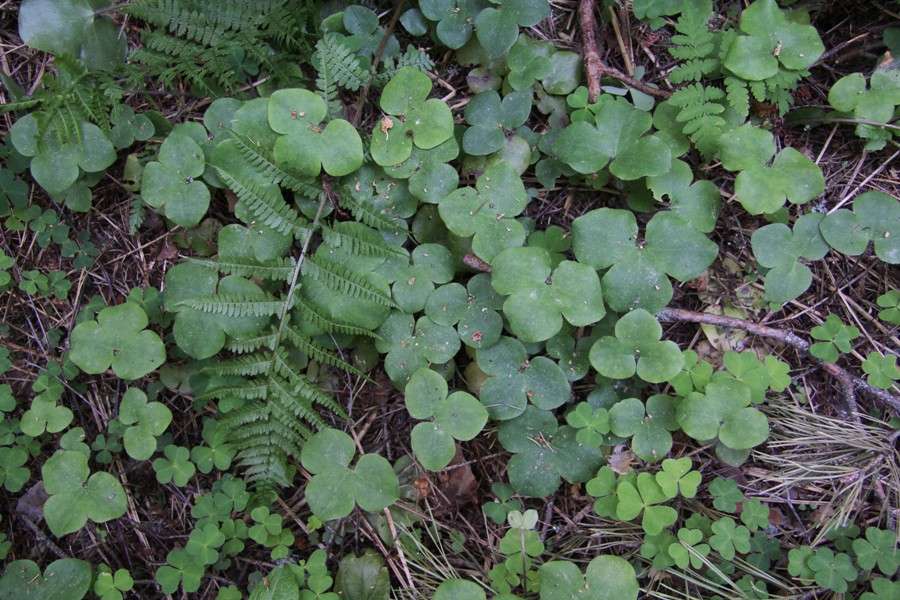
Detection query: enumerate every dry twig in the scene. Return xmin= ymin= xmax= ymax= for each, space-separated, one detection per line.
xmin=578 ymin=0 xmax=671 ymax=102
xmin=657 ymin=307 xmax=900 ymax=416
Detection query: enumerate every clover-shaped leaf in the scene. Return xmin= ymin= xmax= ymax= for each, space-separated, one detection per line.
xmin=375 ymin=311 xmax=460 ymax=389
xmin=751 ymin=213 xmax=830 ymax=304
xmin=156 ymin=549 xmax=203 ymax=594
xmin=94 ymin=566 xmax=134 ymax=600
xmin=476 ymin=336 xmax=570 ymax=420
xmin=853 ymin=527 xmax=899 ymax=576
xmin=419 ymin=0 xmax=490 ymax=49
xmin=507 ymin=35 xmax=553 ymax=91
xmin=301 ymin=428 xmax=399 ymax=521
xmin=191 ymin=419 xmax=236 ymax=474
xmin=186 ymin=523 xmax=226 ymax=566
xmin=473 ymin=0 xmax=550 ymax=57
xmin=566 ymin=402 xmax=610 ymax=447
xmin=615 ymin=471 xmax=678 ymax=535
xmin=0 ymin=447 xmax=30 ymax=493
xmin=862 ymin=353 xmax=900 ymax=390
xmin=405 ymin=368 xmax=488 ymax=470
xmin=110 ymin=104 xmax=154 ymax=149
xmin=69 ymin=301 xmax=165 ymax=380
xmin=666 ymin=528 xmax=711 ymax=569
xmin=590 ymin=309 xmax=684 ymax=383
xmin=828 ymin=69 xmax=900 ymax=150
xmin=677 ymin=377 xmax=769 ymax=451
xmin=709 ymin=517 xmax=751 ymax=561
xmin=153 ymin=445 xmax=196 ymax=486
xmin=608 ymin=395 xmax=678 ymax=462
xmin=807 ymin=548 xmax=857 ymax=593
xmin=424 ymin=274 xmax=505 ymax=349
xmin=42 ymin=450 xmax=127 ymax=536
xmin=538 ymin=556 xmax=638 ymax=600
xmin=876 ymin=290 xmax=900 ymax=325
xmin=269 ymin=89 xmax=363 ymax=177
xmin=118 ymin=387 xmax=172 ymax=460
xmin=655 ymin=457 xmax=701 ymax=499
xmin=438 ymin=162 xmax=529 ymax=262
xmin=20 ymin=397 xmax=73 ymax=437
xmin=463 ymin=90 xmax=532 ymax=155
xmin=142 ymin=132 xmax=210 ymax=227
xmin=0 ymin=558 xmax=92 ymax=600
xmin=371 ymin=67 xmax=454 ymax=166
xmin=379 ymin=244 xmax=454 ymax=313
xmin=573 ymin=208 xmax=717 ymax=313
xmin=820 ymin=191 xmax=899 ymax=264
xmin=554 ymin=96 xmax=671 ymax=180
xmin=498 ymin=406 xmax=603 ymax=497
xmin=491 ymin=246 xmax=605 ymax=343
xmin=810 ymin=314 xmax=860 ymax=363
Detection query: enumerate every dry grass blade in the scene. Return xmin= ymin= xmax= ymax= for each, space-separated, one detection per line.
xmin=751 ymin=399 xmax=900 ymax=542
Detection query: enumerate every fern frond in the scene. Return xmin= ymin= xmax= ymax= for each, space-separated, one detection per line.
xmin=302 ymin=254 xmax=397 ymax=308
xmin=668 ymin=0 xmax=717 ymax=84
xmin=321 ymin=222 xmax=407 ymax=259
xmin=339 ymin=194 xmax=407 ymax=233
xmin=188 ymin=256 xmax=296 ymax=282
xmin=195 ymin=380 xmax=269 ymax=402
xmin=215 ymin=169 xmax=312 ymax=240
xmin=204 ymin=353 xmax=274 ymax=376
xmin=226 ymin=333 xmax=278 ymax=354
xmin=372 ymin=47 xmax=435 ymax=88
xmin=671 ymin=83 xmax=726 ymax=158
xmin=270 ymin=355 xmax=349 ymax=421
xmin=314 ymin=34 xmax=368 ymax=117
xmin=724 ymin=76 xmax=750 ymax=118
xmin=282 ymin=323 xmax=372 ymax=381
xmin=222 ymin=131 xmax=322 ymax=200
xmin=293 ymin=295 xmax=379 ymax=338
xmin=178 ymin=292 xmax=289 ymax=318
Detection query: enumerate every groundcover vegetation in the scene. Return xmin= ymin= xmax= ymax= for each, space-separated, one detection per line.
xmin=0 ymin=0 xmax=898 ymax=597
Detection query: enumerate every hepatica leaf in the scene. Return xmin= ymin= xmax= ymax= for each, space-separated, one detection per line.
xmin=492 ymin=246 xmax=604 ymax=343
xmin=474 ymin=0 xmax=550 ymax=57
xmin=69 ymin=302 xmax=166 ymax=380
xmin=499 ymin=406 xmax=603 ymax=497
xmin=476 ymin=336 xmax=570 ymax=420
xmin=751 ymin=213 xmax=830 ymax=304
xmin=736 ymin=0 xmax=824 ymax=71
xmin=553 ymin=95 xmax=672 ymax=180
xmin=405 ymin=368 xmax=488 ymax=470
xmin=142 ymin=132 xmax=210 ymax=228
xmin=462 ymin=90 xmax=533 ymax=156
xmin=301 ymin=428 xmax=399 ymax=521
xmin=677 ymin=377 xmax=769 ymax=451
xmin=424 ymin=274 xmax=505 ymax=350
xmin=371 ymin=67 xmax=454 ymax=166
xmin=375 ymin=311 xmax=460 ymax=389
xmin=439 ymin=162 xmax=529 ymax=262
xmin=589 ymin=309 xmax=684 ymax=384
xmin=0 ymin=558 xmax=92 ymax=600
xmin=42 ymin=450 xmax=127 ymax=537
xmin=820 ymin=191 xmax=899 ymax=264
xmin=572 ymin=208 xmax=717 ymax=313
xmin=269 ymin=88 xmax=363 ymax=177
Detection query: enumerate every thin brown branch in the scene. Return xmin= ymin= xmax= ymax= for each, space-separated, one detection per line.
xmin=578 ymin=0 xmax=671 ymax=103
xmin=579 ymin=0 xmax=603 ymax=103
xmin=657 ymin=307 xmax=900 ymax=416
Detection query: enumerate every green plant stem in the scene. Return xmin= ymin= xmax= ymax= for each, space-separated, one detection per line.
xmin=657 ymin=307 xmax=900 ymax=416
